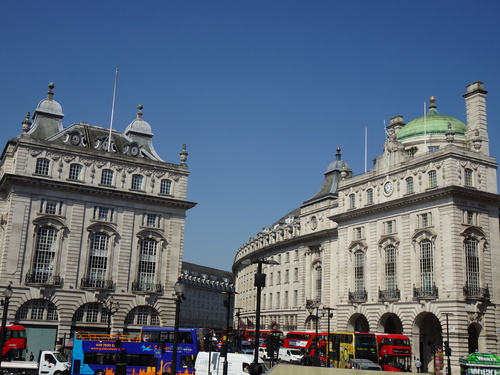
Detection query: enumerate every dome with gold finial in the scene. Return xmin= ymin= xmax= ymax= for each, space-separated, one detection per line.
xmin=396 ymin=97 xmax=467 ymax=141
xmin=34 ymin=82 xmax=64 ymax=118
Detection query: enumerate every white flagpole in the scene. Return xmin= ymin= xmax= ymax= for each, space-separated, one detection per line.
xmin=364 ymin=127 xmax=368 ymax=173
xmin=108 ymin=68 xmax=119 ymax=153
xmin=424 ymin=101 xmax=427 ymax=152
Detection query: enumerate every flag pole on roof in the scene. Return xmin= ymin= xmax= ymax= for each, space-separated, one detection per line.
xmin=108 ymin=68 xmax=119 ymax=153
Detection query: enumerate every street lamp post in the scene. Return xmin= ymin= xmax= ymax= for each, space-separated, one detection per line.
xmin=306 ymin=299 xmax=322 ymax=353
xmin=242 ymin=258 xmax=279 ymax=375
xmin=222 ymin=290 xmax=237 ymax=375
xmin=443 ymin=313 xmax=453 ymax=375
xmin=172 ymin=280 xmax=186 ymax=375
xmin=322 ymin=307 xmax=334 ymax=367
xmin=234 ymin=307 xmax=242 ymax=350
xmin=104 ymin=295 xmax=120 ymax=335
xmin=0 ymin=284 xmax=13 ymax=364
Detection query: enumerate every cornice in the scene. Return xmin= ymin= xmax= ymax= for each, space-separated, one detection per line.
xmin=329 ymin=186 xmax=500 ymax=223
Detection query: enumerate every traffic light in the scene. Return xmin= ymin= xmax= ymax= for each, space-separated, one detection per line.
xmin=203 ymin=334 xmax=212 ymax=352
xmin=444 ymin=341 xmax=452 ymax=356
xmin=266 ymin=334 xmax=274 ymax=359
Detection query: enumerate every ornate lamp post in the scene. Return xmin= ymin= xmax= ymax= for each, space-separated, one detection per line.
xmin=443 ymin=313 xmax=454 ymax=375
xmin=104 ymin=295 xmax=120 ymax=335
xmin=0 ymin=284 xmax=13 ymax=364
xmin=171 ymin=280 xmax=186 ymax=375
xmin=242 ymin=258 xmax=279 ymax=375
xmin=306 ymin=299 xmax=323 ymax=353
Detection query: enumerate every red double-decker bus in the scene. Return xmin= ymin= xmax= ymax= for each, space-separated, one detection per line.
xmin=377 ymin=333 xmax=412 ymax=372
xmin=1 ymin=325 xmax=27 ymax=360
xmin=222 ymin=329 xmax=284 ymax=347
xmin=283 ymin=331 xmax=326 ymax=354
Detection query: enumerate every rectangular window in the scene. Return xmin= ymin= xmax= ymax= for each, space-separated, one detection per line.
xmin=418 ymin=213 xmax=432 ymax=228
xmin=406 ymin=177 xmax=414 ymax=194
xmin=354 ymin=252 xmax=365 ymax=296
xmin=294 ymin=268 xmax=299 ymax=282
xmin=384 ymin=220 xmax=396 ymax=234
xmin=366 ymin=189 xmax=374 ymax=205
xmin=285 ymin=269 xmax=289 ymax=283
xmin=276 ymin=271 xmax=281 ymax=285
xmin=100 ymin=169 xmax=114 ymax=186
xmin=349 ymin=193 xmax=356 ymax=209
xmin=93 ymin=206 xmax=114 ymax=222
xmin=464 ymin=211 xmax=477 ymax=226
xmin=88 ymin=233 xmax=109 ymax=288
xmin=69 ymin=163 xmax=83 ymax=180
xmin=160 ymin=179 xmax=172 ymax=195
xmin=131 ymin=174 xmax=144 ymax=190
xmin=293 ymin=290 xmax=298 ymax=307
xmin=284 ymin=291 xmax=289 ymax=308
xmin=428 ymin=170 xmax=437 ymax=188
xmin=137 ymin=239 xmax=157 ymax=291
xmin=35 ymin=158 xmax=50 ymax=175
xmin=354 ymin=227 xmax=364 ymax=240
xmin=385 ymin=245 xmax=397 ymax=291
xmin=465 ymin=169 xmax=473 ymax=187
xmin=32 ymin=226 xmax=57 ymax=283
xmin=144 ymin=214 xmax=161 ymax=228
xmin=41 ymin=200 xmax=63 ymax=215
xmin=276 ymin=292 xmax=280 ymax=308
xmin=428 ymin=146 xmax=440 ymax=152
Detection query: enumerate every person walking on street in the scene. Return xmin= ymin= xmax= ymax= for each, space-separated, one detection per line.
xmin=415 ymin=358 xmax=422 ymax=373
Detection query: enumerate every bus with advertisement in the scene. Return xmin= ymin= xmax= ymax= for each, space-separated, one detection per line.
xmin=1 ymin=325 xmax=27 ymax=361
xmin=328 ymin=332 xmax=378 ymax=368
xmin=376 ymin=334 xmax=412 ymax=372
xmin=283 ymin=331 xmax=327 ymax=354
xmin=71 ymin=328 xmax=199 ymax=375
xmin=222 ymin=329 xmax=284 ymax=348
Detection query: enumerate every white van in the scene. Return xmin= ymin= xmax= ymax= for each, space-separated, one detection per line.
xmin=195 ymin=352 xmax=268 ymax=375
xmin=278 ymin=348 xmax=303 ymax=363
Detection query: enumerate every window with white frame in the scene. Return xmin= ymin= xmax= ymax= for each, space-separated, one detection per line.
xmin=87 ymin=233 xmax=110 ymax=288
xmin=464 ymin=168 xmax=473 ymax=187
xmin=366 ymin=189 xmax=374 ymax=205
xmin=73 ymin=303 xmax=108 ymax=323
xmin=354 ymin=226 xmax=364 ymax=240
xmin=428 ymin=170 xmax=437 ymax=188
xmin=385 ymin=245 xmax=397 ymax=292
xmin=125 ymin=306 xmax=160 ymax=326
xmin=464 ymin=210 xmax=477 ymax=226
xmin=69 ymin=163 xmax=83 ymax=180
xmin=137 ymin=238 xmax=158 ymax=291
xmin=315 ymin=266 xmax=322 ymax=301
xmin=35 ymin=158 xmax=50 ymax=175
xmin=143 ymin=213 xmax=161 ymax=228
xmin=40 ymin=199 xmax=63 ymax=215
xmin=32 ymin=226 xmax=57 ymax=283
xmin=100 ymin=169 xmax=114 ymax=186
xmin=419 ymin=239 xmax=434 ymax=294
xmin=354 ymin=251 xmax=365 ymax=296
xmin=93 ymin=206 xmax=114 ymax=222
xmin=16 ymin=299 xmax=58 ymax=321
xmin=384 ymin=220 xmax=396 ymax=235
xmin=406 ymin=177 xmax=414 ymax=194
xmin=465 ymin=237 xmax=480 ymax=295
xmin=131 ymin=174 xmax=144 ymax=190
xmin=418 ymin=213 xmax=432 ymax=228
xmin=349 ymin=193 xmax=356 ymax=209
xmin=160 ymin=179 xmax=172 ymax=194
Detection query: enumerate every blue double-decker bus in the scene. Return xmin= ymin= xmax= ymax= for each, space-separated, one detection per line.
xmin=71 ymin=327 xmax=199 ymax=375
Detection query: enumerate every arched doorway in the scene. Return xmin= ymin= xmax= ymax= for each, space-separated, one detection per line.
xmin=348 ymin=313 xmax=370 ymax=332
xmin=413 ymin=313 xmax=442 ymax=373
xmin=379 ymin=313 xmax=403 ymax=334
xmin=468 ymin=323 xmax=481 ymax=354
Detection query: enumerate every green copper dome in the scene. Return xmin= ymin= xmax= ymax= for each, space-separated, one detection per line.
xmin=397 ymin=97 xmax=467 ymax=140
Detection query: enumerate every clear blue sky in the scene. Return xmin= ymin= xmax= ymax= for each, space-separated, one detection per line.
xmin=3 ymin=1 xmax=500 ymax=272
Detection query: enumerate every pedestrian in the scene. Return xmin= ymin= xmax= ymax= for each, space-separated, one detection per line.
xmin=29 ymin=352 xmax=34 ymax=361
xmin=415 ymin=358 xmax=422 ymax=373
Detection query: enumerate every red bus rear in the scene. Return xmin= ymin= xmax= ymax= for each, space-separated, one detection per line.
xmin=284 ymin=331 xmax=326 ymax=354
xmin=1 ymin=325 xmax=27 ymax=360
xmin=377 ymin=333 xmax=412 ymax=372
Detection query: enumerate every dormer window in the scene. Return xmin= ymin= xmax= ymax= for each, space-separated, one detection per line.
xmin=100 ymin=169 xmax=114 ymax=186
xmin=131 ymin=174 xmax=144 ymax=190
xmin=35 ymin=158 xmax=50 ymax=176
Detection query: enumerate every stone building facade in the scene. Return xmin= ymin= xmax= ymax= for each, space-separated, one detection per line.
xmin=232 ymin=82 xmax=500 ymax=373
xmin=0 ymin=83 xmax=196 ymax=355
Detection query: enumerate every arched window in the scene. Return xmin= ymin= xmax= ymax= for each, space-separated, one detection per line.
xmin=406 ymin=177 xmax=414 ymax=194
xmin=125 ymin=306 xmax=160 ymax=326
xmin=366 ymin=189 xmax=373 ymax=205
xmin=465 ymin=238 xmax=480 ymax=295
xmin=73 ymin=303 xmax=109 ymax=324
xmin=419 ymin=239 xmax=434 ymax=294
xmin=16 ymin=299 xmax=58 ymax=321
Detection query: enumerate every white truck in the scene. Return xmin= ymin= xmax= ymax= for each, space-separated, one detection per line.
xmin=278 ymin=348 xmax=303 ymax=363
xmin=0 ymin=350 xmax=71 ymax=375
xmin=195 ymin=352 xmax=268 ymax=375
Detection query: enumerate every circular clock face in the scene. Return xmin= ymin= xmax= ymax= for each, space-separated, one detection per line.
xmin=130 ymin=145 xmax=140 ymax=156
xmin=70 ymin=134 xmax=80 ymax=146
xmin=384 ymin=181 xmax=393 ymax=195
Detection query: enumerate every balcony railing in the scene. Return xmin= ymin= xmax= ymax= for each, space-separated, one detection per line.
xmin=463 ymin=283 xmax=490 ymax=300
xmin=131 ymin=281 xmax=163 ymax=293
xmin=80 ymin=277 xmax=114 ymax=290
xmin=349 ymin=289 xmax=367 ymax=302
xmin=379 ymin=287 xmax=400 ymax=301
xmin=25 ymin=272 xmax=62 ymax=286
xmin=413 ymin=283 xmax=438 ymax=300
